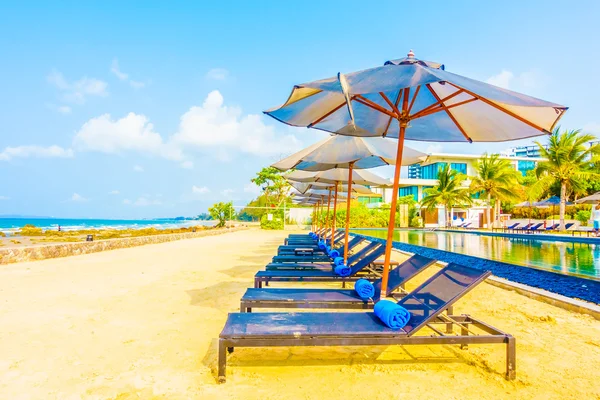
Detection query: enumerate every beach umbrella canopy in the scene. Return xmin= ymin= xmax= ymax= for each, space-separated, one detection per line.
xmin=272 ymin=135 xmax=426 ymax=171
xmin=286 ymin=168 xmax=392 ymax=187
xmin=275 ymin=135 xmax=425 ymax=261
xmin=535 ymin=196 xmax=572 ymax=207
xmin=576 ymin=192 xmax=600 ymax=204
xmin=266 ymin=50 xmax=568 ymax=296
xmin=514 ymin=201 xmax=535 ymax=207
xmin=289 ymin=181 xmax=373 ymax=195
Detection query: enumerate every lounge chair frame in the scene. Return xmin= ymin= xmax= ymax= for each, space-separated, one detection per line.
xmin=219 ymin=267 xmax=516 ymax=382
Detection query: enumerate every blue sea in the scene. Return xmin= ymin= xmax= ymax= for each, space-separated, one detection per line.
xmin=0 ymin=218 xmax=215 ymax=235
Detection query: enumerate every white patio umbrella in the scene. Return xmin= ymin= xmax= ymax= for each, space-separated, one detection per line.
xmin=289 ymin=180 xmax=373 ymax=195
xmin=275 ymin=135 xmax=426 ymax=262
xmin=265 ymin=50 xmax=568 ymax=296
xmin=289 ymin=168 xmax=391 ymax=250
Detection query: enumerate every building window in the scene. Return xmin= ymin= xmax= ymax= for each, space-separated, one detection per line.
xmin=450 ymin=162 xmax=467 ymax=175
xmin=517 ymin=160 xmax=536 ymax=176
xmin=398 ymin=186 xmax=418 ymax=201
xmin=420 ymin=163 xmax=444 ymax=179
xmin=358 ymin=196 xmax=382 ymax=204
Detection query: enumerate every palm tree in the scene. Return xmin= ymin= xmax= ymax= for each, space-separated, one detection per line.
xmin=470 ymin=154 xmax=522 ymax=228
xmin=533 ymin=128 xmax=600 ymax=230
xmin=421 ymin=163 xmax=472 ymax=227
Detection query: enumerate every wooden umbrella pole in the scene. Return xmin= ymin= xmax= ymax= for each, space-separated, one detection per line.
xmin=325 ymin=188 xmax=332 ymax=240
xmin=381 ymin=87 xmax=409 ymax=297
xmin=343 ymin=163 xmax=354 ymax=264
xmin=330 ymin=181 xmax=339 ymax=248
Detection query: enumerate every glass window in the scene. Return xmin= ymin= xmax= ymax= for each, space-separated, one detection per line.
xmin=517 ymin=160 xmax=536 ymax=176
xmin=420 ymin=163 xmax=445 ymax=179
xmin=450 ymin=162 xmax=467 ymax=175
xmin=398 ymin=186 xmax=418 ymax=201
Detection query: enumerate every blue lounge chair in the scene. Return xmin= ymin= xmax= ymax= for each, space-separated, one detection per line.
xmin=272 ymin=237 xmax=365 ymax=263
xmin=218 ymin=264 xmax=515 ymax=382
xmin=278 ymin=233 xmax=350 ymax=255
xmin=514 ymin=223 xmax=533 ymax=232
xmin=525 ymin=223 xmax=543 ymax=233
xmin=241 ymin=254 xmax=436 ymax=311
xmin=254 ymin=244 xmax=386 ymax=288
xmin=267 ymin=241 xmax=377 ymax=270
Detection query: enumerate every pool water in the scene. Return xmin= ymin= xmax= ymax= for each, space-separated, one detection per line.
xmin=351 ymin=229 xmax=600 ymax=280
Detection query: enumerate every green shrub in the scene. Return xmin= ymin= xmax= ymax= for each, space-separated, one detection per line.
xmin=260 ymin=213 xmax=284 ymax=230
xmin=576 ymin=210 xmax=591 ymax=226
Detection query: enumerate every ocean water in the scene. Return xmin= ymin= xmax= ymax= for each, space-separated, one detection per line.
xmin=0 ymin=218 xmax=215 ymax=234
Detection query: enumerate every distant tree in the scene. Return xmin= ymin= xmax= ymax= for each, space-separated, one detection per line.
xmin=470 ymin=153 xmax=521 ymax=228
xmin=251 ymin=167 xmax=290 ymax=206
xmin=208 ymin=202 xmax=235 ymax=227
xmin=421 ymin=164 xmax=472 ymax=227
xmin=533 ymin=128 xmax=600 ymax=230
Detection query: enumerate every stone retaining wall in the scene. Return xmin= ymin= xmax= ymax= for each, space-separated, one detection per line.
xmin=0 ymin=227 xmax=247 ymax=265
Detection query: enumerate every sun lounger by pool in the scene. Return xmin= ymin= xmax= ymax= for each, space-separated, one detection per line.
xmin=241 ymin=254 xmax=436 ymax=311
xmin=527 ymin=223 xmax=544 ymax=233
xmin=514 ymin=223 xmax=533 ymax=232
xmin=254 ymin=244 xmax=385 ymax=288
xmin=218 ymin=263 xmax=515 ymax=382
xmin=267 ymin=240 xmax=374 ymax=270
xmin=277 ymin=233 xmax=350 ymax=255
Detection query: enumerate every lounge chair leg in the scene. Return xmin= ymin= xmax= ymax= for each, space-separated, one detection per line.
xmin=506 ymin=336 xmax=516 ymax=380
xmin=460 ymin=326 xmax=469 ymax=350
xmin=254 ymin=279 xmax=261 ymax=288
xmin=218 ymin=339 xmax=227 ymax=384
xmin=342 ymin=281 xmax=346 ymax=288
xmin=445 ymin=306 xmax=454 ymax=333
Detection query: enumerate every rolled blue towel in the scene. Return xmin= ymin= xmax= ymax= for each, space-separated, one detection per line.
xmin=309 ymin=232 xmax=315 ymax=238
xmin=354 ymin=279 xmax=375 ymax=299
xmin=326 ymin=245 xmax=331 ymax=254
xmin=334 ymin=264 xmax=351 ymax=277
xmin=330 ymin=249 xmax=340 ymax=258
xmin=333 ymin=256 xmax=344 ymax=266
xmin=374 ymin=300 xmax=411 ymax=329
xmin=318 ymin=241 xmax=326 ymax=250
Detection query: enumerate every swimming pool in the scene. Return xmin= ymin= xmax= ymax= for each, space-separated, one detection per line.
xmin=351 ymin=229 xmax=600 ymax=281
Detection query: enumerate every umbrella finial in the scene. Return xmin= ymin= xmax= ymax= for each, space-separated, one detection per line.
xmin=407 ymin=49 xmax=415 ymax=58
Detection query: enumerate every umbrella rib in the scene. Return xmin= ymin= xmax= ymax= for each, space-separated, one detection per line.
xmin=444 ymin=81 xmax=551 ymax=133
xmin=407 ymin=85 xmax=421 ymax=114
xmin=415 ymin=97 xmax=478 ymax=119
xmin=379 ymin=92 xmax=401 ymax=115
xmin=307 ymin=102 xmax=346 ymax=128
xmin=425 ymin=84 xmax=473 ymax=143
xmin=354 ymin=95 xmax=398 ymax=119
xmin=383 ymin=90 xmax=403 ymax=137
xmin=409 ymin=89 xmax=465 ymax=120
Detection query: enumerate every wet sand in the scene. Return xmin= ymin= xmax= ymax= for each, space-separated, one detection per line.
xmin=0 ymin=229 xmax=599 ymax=399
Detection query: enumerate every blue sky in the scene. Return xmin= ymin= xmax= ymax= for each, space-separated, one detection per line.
xmin=1 ymin=0 xmax=599 ymax=218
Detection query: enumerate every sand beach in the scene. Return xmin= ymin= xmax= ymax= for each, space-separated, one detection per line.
xmin=1 ymin=229 xmax=599 ymax=399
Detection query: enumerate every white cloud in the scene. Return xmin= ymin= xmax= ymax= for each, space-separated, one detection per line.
xmin=583 ymin=122 xmax=600 ymax=135
xmin=0 ymin=145 xmax=73 ymax=161
xmin=70 ymin=193 xmax=88 ymax=202
xmin=486 ymin=69 xmax=546 ymax=91
xmin=129 ymin=80 xmax=146 ymax=89
xmin=0 ymin=196 xmax=9 ymax=200
xmin=221 ymin=188 xmax=235 ymax=197
xmin=180 ymin=160 xmax=194 ymax=169
xmin=123 ymin=196 xmax=162 ymax=207
xmin=205 ymin=68 xmax=229 ymax=81
xmin=47 ymin=70 xmax=108 ymax=104
xmin=133 ymin=165 xmax=144 ymax=172
xmin=110 ymin=59 xmax=128 ymax=80
xmin=486 ymin=70 xmax=514 ymax=89
xmin=425 ymin=144 xmax=443 ymax=154
xmin=73 ymin=112 xmax=183 ymax=161
xmin=192 ymin=185 xmax=210 ymax=194
xmin=109 ymin=190 xmax=120 ymax=195
xmin=172 ymin=90 xmax=302 ymax=159
xmin=46 ymin=103 xmax=72 ymax=114
xmin=57 ymin=105 xmax=72 ymax=114
xmin=111 ymin=59 xmax=146 ymax=89
xmin=243 ymin=183 xmax=261 ymax=196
